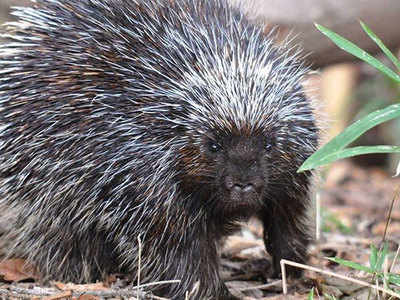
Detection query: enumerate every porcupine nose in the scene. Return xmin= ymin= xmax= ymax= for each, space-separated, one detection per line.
xmin=232 ymin=183 xmax=256 ymax=195
xmin=225 ymin=175 xmax=261 ymax=201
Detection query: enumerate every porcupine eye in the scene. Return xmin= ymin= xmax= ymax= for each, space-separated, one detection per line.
xmin=208 ymin=141 xmax=222 ymax=153
xmin=265 ymin=137 xmax=275 ymax=151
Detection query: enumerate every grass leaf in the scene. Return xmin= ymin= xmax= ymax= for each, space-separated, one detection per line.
xmin=375 ymin=242 xmax=389 ymax=272
xmin=315 ymin=24 xmax=400 ymax=83
xmin=369 ymin=244 xmax=378 ymax=271
xmin=388 ymin=273 xmax=400 ymax=285
xmin=360 ymin=21 xmax=400 ymax=72
xmin=305 ymin=145 xmax=400 ymax=168
xmin=327 ymin=257 xmax=373 ymax=273
xmin=299 ymin=103 xmax=400 ymax=172
xmin=307 ymin=287 xmax=314 ymax=300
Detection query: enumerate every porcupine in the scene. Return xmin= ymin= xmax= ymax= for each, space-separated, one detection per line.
xmin=0 ymin=0 xmax=318 ymax=298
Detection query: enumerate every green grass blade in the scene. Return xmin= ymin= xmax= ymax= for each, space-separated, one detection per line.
xmin=369 ymin=244 xmax=378 ymax=271
xmin=308 ymin=287 xmax=314 ymax=300
xmin=388 ymin=273 xmax=400 ymax=285
xmin=298 ymin=103 xmax=400 ymax=172
xmin=360 ymin=21 xmax=400 ymax=72
xmin=376 ymin=243 xmax=388 ymax=272
xmin=315 ymin=24 xmax=400 ymax=82
xmin=327 ymin=257 xmax=373 ymax=273
xmin=308 ymin=145 xmax=400 ymax=167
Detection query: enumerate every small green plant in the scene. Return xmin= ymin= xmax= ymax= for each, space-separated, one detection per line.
xmin=327 ymin=243 xmax=400 ymax=287
xmin=298 ymin=22 xmax=400 ymax=173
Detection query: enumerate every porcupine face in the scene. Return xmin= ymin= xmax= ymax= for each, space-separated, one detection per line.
xmin=202 ymin=132 xmax=270 ymax=213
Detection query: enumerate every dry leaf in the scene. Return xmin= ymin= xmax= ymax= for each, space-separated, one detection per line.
xmin=0 ymin=258 xmax=37 ymax=282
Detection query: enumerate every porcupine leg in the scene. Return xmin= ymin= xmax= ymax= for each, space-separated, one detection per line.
xmin=260 ymin=192 xmax=310 ymax=278
xmin=150 ymin=237 xmax=239 ymax=300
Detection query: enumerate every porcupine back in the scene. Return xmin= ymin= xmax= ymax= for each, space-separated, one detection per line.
xmin=0 ymin=0 xmax=318 ymax=298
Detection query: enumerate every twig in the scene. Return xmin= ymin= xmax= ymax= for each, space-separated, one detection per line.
xmin=390 ymin=244 xmax=400 ymax=273
xmin=369 ymin=185 xmax=400 ymax=300
xmin=280 ymin=259 xmax=400 ymax=298
xmin=380 ymin=185 xmax=399 ymax=245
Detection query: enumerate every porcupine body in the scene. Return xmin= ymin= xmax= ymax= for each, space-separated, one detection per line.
xmin=0 ymin=0 xmax=318 ymax=299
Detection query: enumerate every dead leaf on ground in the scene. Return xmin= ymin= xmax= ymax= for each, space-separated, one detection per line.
xmin=0 ymin=258 xmax=37 ymax=282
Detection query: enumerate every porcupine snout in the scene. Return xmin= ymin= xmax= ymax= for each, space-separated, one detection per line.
xmin=221 ymin=135 xmax=266 ymax=205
